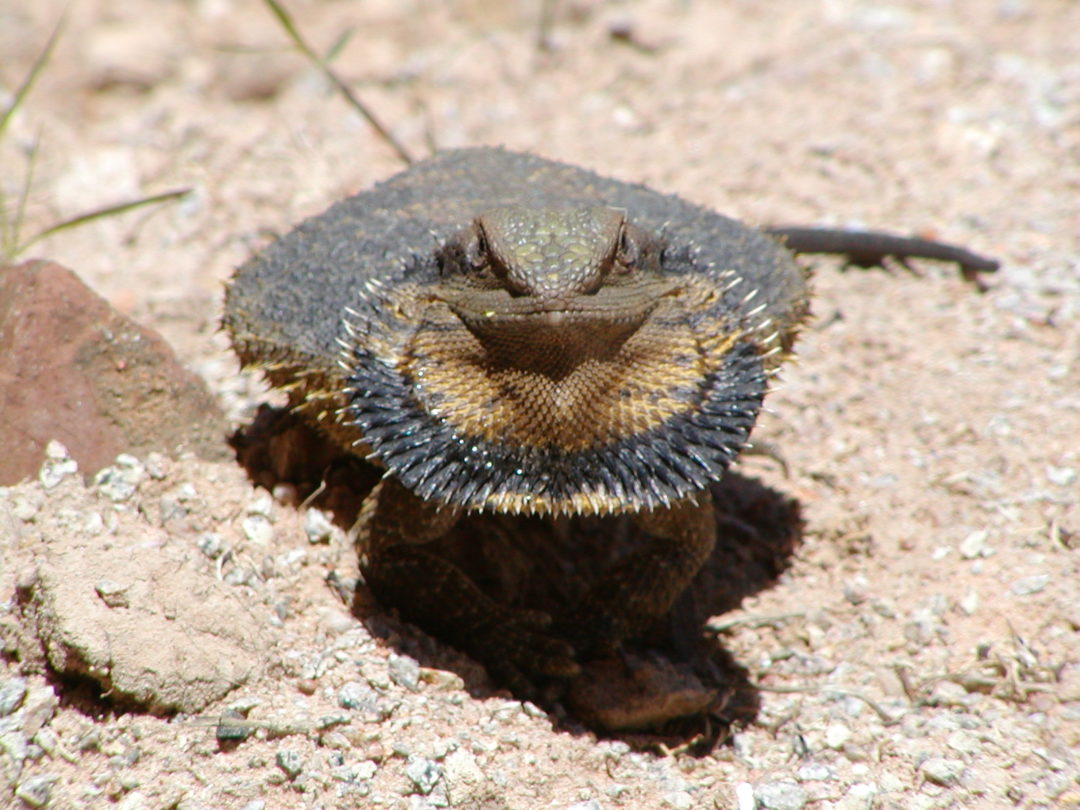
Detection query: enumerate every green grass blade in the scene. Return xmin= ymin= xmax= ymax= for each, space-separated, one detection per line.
xmin=2 ymin=136 xmax=41 ymax=258
xmin=324 ymin=27 xmax=355 ymax=63
xmin=0 ymin=19 xmax=64 ymax=142
xmin=264 ymin=0 xmax=318 ymax=61
xmin=16 ymin=187 xmax=191 ymax=254
xmin=262 ymin=0 xmax=413 ymax=165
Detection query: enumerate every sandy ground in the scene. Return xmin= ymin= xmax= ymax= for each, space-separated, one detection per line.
xmin=1 ymin=0 xmax=1078 ymax=808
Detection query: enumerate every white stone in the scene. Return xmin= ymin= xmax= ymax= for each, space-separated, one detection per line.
xmin=242 ymin=514 xmax=274 ymax=546
xmin=825 ymin=722 xmax=852 ymax=750
xmin=958 ymin=530 xmax=988 ymax=559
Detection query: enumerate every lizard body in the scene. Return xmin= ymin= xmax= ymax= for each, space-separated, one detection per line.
xmin=224 ymin=147 xmax=993 ymax=712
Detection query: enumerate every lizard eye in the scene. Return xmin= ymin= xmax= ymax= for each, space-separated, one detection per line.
xmin=445 ymin=227 xmax=509 ymax=290
xmin=439 ymin=228 xmax=497 ymax=282
xmin=465 ymin=230 xmax=488 ymax=271
xmin=614 ymin=226 xmax=640 ymax=272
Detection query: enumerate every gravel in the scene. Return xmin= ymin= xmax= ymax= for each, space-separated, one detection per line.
xmin=13 ymin=774 xmax=57 ymax=808
xmin=755 ymin=781 xmax=809 ymax=810
xmin=919 ymin=757 xmax=966 ymax=787
xmin=405 ymin=755 xmax=443 ymax=795
xmin=1 ymin=1 xmax=1077 ymax=808
xmin=0 ymin=680 xmax=28 ymax=717
xmin=274 ymin=749 xmax=304 ymax=780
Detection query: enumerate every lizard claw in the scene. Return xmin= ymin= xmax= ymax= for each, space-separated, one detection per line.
xmin=472 ymin=604 xmax=581 ymax=683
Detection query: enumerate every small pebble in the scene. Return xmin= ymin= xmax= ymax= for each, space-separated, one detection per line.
xmin=734 ymin=782 xmax=755 ymax=810
xmin=904 ymin=611 xmax=941 ymax=645
xmin=246 ymin=491 xmax=275 ymax=519
xmin=272 ymin=483 xmax=299 ymax=504
xmin=2 ymin=729 xmax=30 ymax=761
xmin=796 ymin=763 xmax=833 ymax=782
xmin=1045 ymin=465 xmax=1077 ymax=487
xmin=388 ymin=654 xmax=422 ymax=692
xmin=279 ymin=548 xmax=306 ymax=568
xmin=0 ymin=677 xmax=28 ymax=716
xmin=1010 ymin=575 xmax=1050 ymax=596
xmin=870 ymin=598 xmax=896 ymax=618
xmin=845 ymin=783 xmax=877 ymax=803
xmin=522 ymin=701 xmax=546 ymax=719
xmin=338 ymin=681 xmax=376 ymax=711
xmin=443 ymin=749 xmax=484 ymax=790
xmin=215 ymin=709 xmax=252 ymax=742
xmin=318 ymin=607 xmax=355 ymax=635
xmin=275 ymin=749 xmax=304 ymax=779
xmin=12 ymin=495 xmax=41 ymax=522
xmin=95 ymin=579 xmax=131 ymax=608
xmin=842 ymin=578 xmax=868 ymax=605
xmin=405 ymin=755 xmax=442 ymax=794
xmin=422 ymin=669 xmax=465 ymax=691
xmin=196 ymin=532 xmax=227 ymax=559
xmin=228 ymin=697 xmax=261 ymax=715
xmin=93 ymin=454 xmax=145 ymax=502
xmin=661 ymin=791 xmax=693 ymax=810
xmin=116 ymin=790 xmax=148 ymax=810
xmin=755 ymin=781 xmax=808 ymax=810
xmin=84 ymin=511 xmax=106 ymax=535
xmin=946 ymin=730 xmax=979 ymax=754
xmin=44 ymin=440 xmax=68 ymax=460
xmin=224 ymin=566 xmax=255 ymax=587
xmin=354 ymin=760 xmax=378 ymax=780
xmin=241 ymin=515 xmax=274 ymax=546
xmin=20 ymin=686 xmax=58 ymax=737
xmin=957 ymin=590 xmax=979 ymax=616
xmin=144 ymin=452 xmax=169 ymax=480
xmin=920 ymin=757 xmax=964 ymax=786
xmin=39 ymin=441 xmax=78 ymax=488
xmin=958 ymin=530 xmax=989 ymax=559
xmin=159 ymin=483 xmax=197 ymax=524
xmin=566 ymin=802 xmax=603 ymax=810
xmin=304 ymin=508 xmax=335 ymax=544
xmin=824 ymin=722 xmax=852 ymax=750
xmin=14 ymin=774 xmax=58 ymax=808
xmin=927 ymin=680 xmax=970 ymax=706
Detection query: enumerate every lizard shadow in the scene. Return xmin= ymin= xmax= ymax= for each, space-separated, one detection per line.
xmin=231 ymin=405 xmax=802 ymax=753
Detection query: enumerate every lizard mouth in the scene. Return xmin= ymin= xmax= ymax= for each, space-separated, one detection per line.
xmin=438 ymin=278 xmax=675 ymax=317
xmin=437 ymin=281 xmax=678 ymax=368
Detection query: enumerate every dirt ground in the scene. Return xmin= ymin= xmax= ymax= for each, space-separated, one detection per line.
xmin=1 ymin=0 xmax=1078 ymax=808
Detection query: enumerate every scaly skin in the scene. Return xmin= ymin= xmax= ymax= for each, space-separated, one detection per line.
xmin=223 ymin=147 xmax=993 ymax=690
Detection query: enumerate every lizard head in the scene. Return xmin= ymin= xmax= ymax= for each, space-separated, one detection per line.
xmin=434 ymin=206 xmax=675 ymax=376
xmin=341 ymin=205 xmax=770 ymax=517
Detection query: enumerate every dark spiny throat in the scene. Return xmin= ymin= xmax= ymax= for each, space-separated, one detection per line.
xmin=339 ymin=202 xmax=772 ymax=515
xmin=343 ymin=323 xmax=768 ymax=515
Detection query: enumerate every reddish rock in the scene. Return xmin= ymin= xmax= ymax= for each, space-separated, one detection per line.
xmin=0 ymin=260 xmax=228 ymax=485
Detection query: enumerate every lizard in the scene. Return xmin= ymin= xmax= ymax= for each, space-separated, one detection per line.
xmin=224 ymin=146 xmax=997 ymax=703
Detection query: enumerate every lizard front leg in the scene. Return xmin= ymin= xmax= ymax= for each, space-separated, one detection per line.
xmin=356 ymin=476 xmax=579 ymax=689
xmin=555 ymin=490 xmax=717 ymax=656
